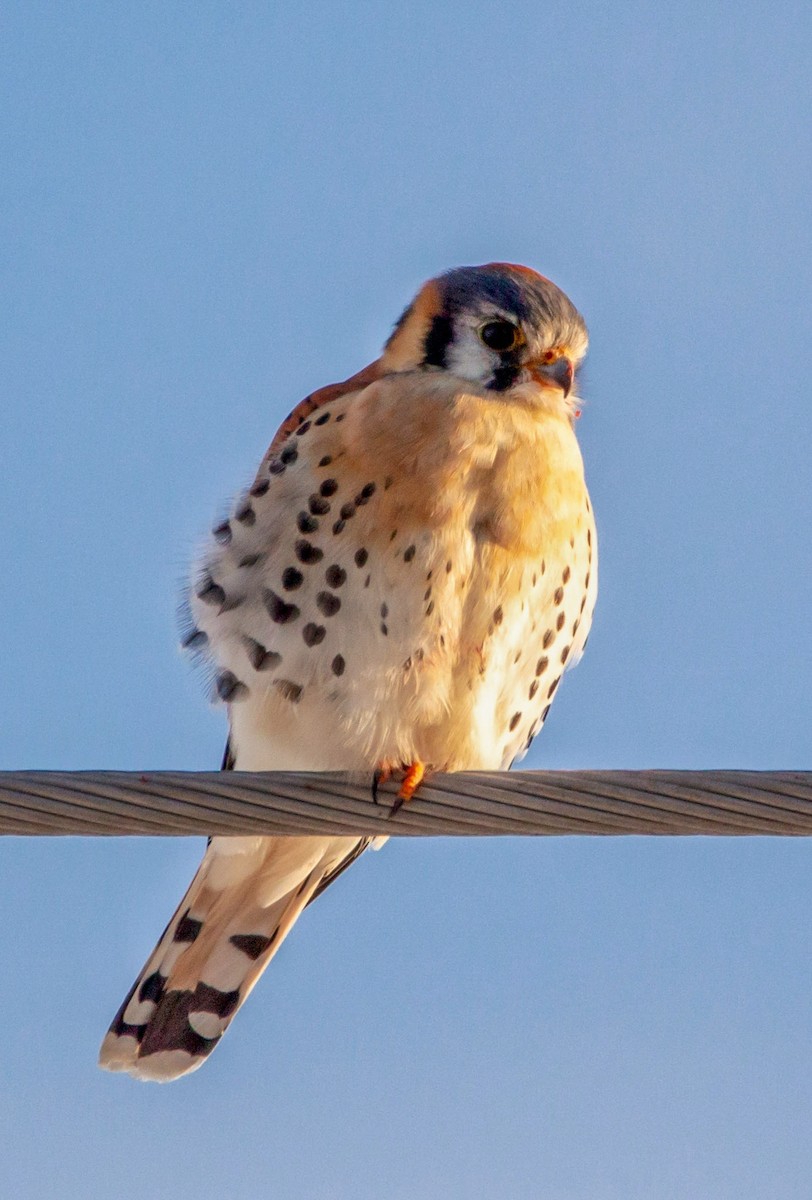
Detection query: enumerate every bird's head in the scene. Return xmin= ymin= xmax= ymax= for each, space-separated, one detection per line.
xmin=381 ymin=263 xmax=588 ymax=411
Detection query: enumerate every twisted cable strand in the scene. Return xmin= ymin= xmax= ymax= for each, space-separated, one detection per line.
xmin=0 ymin=770 xmax=810 ymax=837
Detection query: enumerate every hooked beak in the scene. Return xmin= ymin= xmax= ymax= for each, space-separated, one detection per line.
xmin=530 ymin=356 xmax=574 ymax=398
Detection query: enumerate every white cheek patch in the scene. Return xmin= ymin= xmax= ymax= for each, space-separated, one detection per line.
xmin=446 ymin=327 xmax=496 ymax=386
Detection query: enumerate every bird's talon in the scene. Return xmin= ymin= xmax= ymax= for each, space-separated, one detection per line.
xmin=372 ymin=764 xmax=392 ymax=805
xmin=387 ymin=761 xmax=425 ymax=818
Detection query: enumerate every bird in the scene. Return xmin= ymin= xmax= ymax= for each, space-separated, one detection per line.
xmin=99 ymin=262 xmax=597 ymax=1082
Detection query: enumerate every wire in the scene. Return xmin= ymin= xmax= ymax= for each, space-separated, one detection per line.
xmin=0 ymin=770 xmax=810 ymax=837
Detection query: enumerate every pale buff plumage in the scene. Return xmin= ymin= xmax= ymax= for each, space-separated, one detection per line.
xmin=100 ymin=263 xmax=596 ymax=1082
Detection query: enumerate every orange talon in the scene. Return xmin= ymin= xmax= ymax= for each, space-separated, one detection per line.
xmin=389 ymin=760 xmax=425 ymax=818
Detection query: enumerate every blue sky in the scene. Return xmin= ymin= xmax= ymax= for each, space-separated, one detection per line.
xmin=2 ymin=3 xmax=811 ymax=1197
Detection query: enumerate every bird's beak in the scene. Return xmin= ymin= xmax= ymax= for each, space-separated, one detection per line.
xmin=530 ymin=356 xmax=574 ymax=398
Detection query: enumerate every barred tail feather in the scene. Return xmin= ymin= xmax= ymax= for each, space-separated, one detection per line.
xmin=99 ymin=833 xmax=366 ymax=1082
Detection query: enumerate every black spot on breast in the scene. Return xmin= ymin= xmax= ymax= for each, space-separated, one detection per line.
xmin=250 ymin=479 xmax=270 ymax=498
xmin=509 ymin=712 xmax=521 ymax=731
xmin=380 ymin=623 xmax=388 ymax=636
xmin=298 ymin=511 xmax=318 ymax=533
xmin=320 ymin=478 xmax=338 ymax=497
xmin=302 ymin=623 xmax=326 ymax=646
xmin=554 ymin=587 xmax=564 ymax=605
xmin=556 ymin=612 xmax=566 ymax=631
xmin=404 ymin=544 xmax=416 ymax=562
xmin=340 ymin=502 xmax=355 ymax=519
xmin=239 ymin=553 xmax=263 ymax=568
xmin=275 ymin=679 xmax=303 ymax=702
xmin=562 ymin=565 xmax=571 ymax=583
xmin=560 ymin=645 xmax=570 ymax=664
xmin=295 ymin=420 xmax=311 ymax=436
xmin=355 ymin=548 xmax=368 ymax=567
xmin=282 ymin=567 xmax=304 ymax=590
xmin=325 ymin=564 xmax=346 ymax=588
xmin=244 ymin=639 xmax=282 ymax=671
xmin=280 ymin=444 xmax=298 ymax=465
xmin=268 ymin=459 xmax=285 ymax=475
xmin=535 ymin=656 xmax=548 ymax=676
xmin=182 ymin=629 xmax=208 ymax=650
xmin=216 ymin=671 xmax=249 ymax=701
xmin=547 ymin=677 xmax=560 ymax=699
xmin=319 ymin=455 xmax=333 ymax=468
xmin=212 ymin=521 xmax=232 ymax=544
xmin=331 ymin=654 xmax=345 ymax=676
xmin=296 ymin=540 xmax=324 ymax=564
xmin=380 ymin=602 xmax=388 ymax=619
xmin=197 ymin=578 xmax=226 ymax=607
xmin=315 ymin=411 xmax=331 ymax=425
xmin=529 ymin=680 xmax=539 ymax=699
xmin=332 ymin=519 xmax=346 ymax=535
xmin=309 ymin=494 xmax=331 ymax=515
xmin=235 ymin=504 xmax=256 ymax=525
xmin=317 ymin=592 xmax=341 ymax=616
xmin=264 ymin=589 xmax=300 ymax=624
xmin=359 ymin=482 xmax=376 ymax=500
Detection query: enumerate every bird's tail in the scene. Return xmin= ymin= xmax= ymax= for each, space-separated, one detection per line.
xmin=99 ymin=833 xmax=365 ymax=1082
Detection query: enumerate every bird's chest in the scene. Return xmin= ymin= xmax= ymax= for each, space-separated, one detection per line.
xmin=189 ymin=386 xmax=594 ymax=771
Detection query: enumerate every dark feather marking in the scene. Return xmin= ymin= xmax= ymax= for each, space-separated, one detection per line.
xmin=423 ymin=314 xmax=453 ymax=367
xmin=139 ymin=971 xmax=166 ymax=1004
xmin=229 ymin=933 xmax=273 ymax=961
xmin=138 ymin=983 xmax=241 ymax=1060
xmin=174 ymin=912 xmax=203 ymax=943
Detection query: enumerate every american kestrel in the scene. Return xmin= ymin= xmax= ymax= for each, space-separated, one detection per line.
xmin=100 ymin=263 xmax=597 ymax=1082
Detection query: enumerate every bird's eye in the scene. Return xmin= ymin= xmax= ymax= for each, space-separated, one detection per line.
xmin=479 ymin=320 xmax=521 ymax=352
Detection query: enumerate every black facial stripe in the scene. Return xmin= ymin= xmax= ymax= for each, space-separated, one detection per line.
xmin=487 ymin=344 xmax=523 ymax=392
xmin=489 ymin=364 xmax=521 ymax=392
xmin=422 ymin=314 xmax=454 ymax=367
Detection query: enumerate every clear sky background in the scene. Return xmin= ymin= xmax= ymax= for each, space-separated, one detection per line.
xmin=1 ymin=3 xmax=811 ymax=1198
